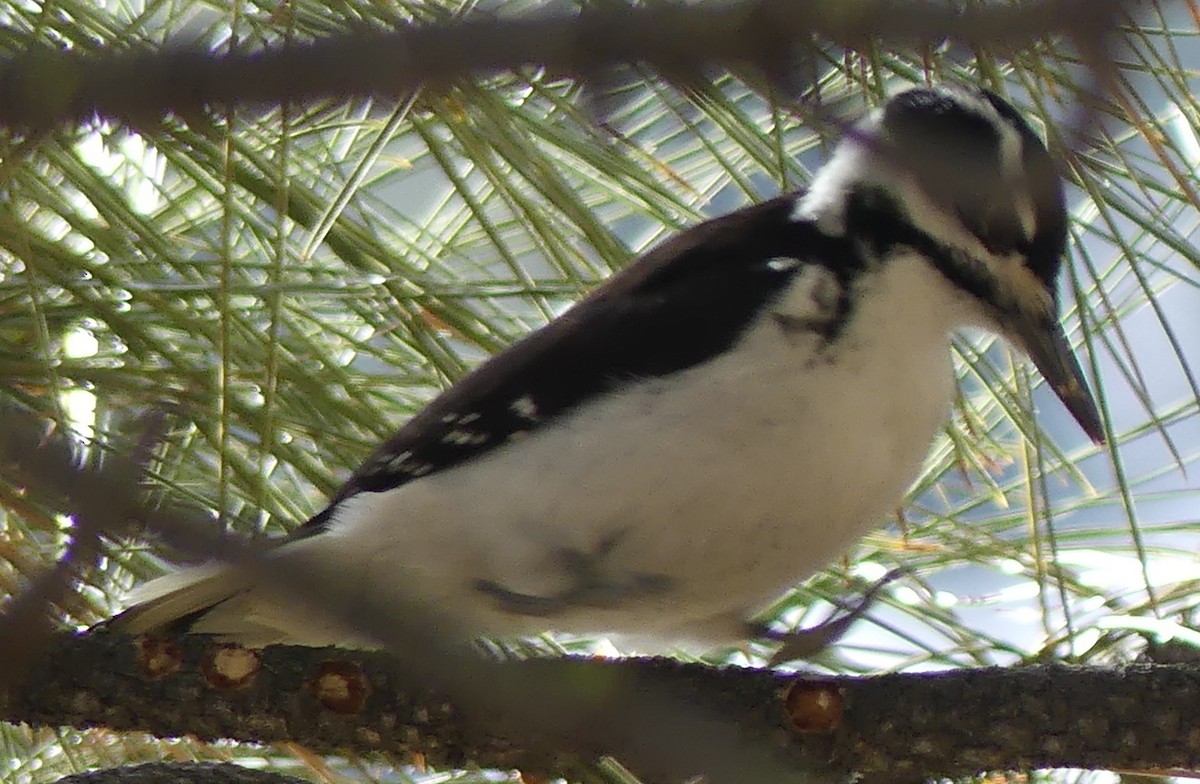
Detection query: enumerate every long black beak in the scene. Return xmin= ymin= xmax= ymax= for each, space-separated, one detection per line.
xmin=1010 ymin=314 xmax=1105 ymax=444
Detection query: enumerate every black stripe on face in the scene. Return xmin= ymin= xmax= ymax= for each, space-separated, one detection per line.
xmin=845 ymin=181 xmax=1051 ymax=325
xmin=844 ymin=183 xmax=996 ymax=303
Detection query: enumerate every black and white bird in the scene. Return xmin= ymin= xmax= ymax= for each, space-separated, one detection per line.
xmin=116 ymin=85 xmax=1104 ymax=656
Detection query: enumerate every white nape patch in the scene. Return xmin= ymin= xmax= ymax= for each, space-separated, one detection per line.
xmin=510 ymin=395 xmax=539 ymax=421
xmin=789 ymin=131 xmax=877 ymax=237
xmin=1012 ymin=190 xmax=1037 ymax=244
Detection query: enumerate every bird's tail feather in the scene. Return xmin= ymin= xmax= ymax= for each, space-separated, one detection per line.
xmin=113 ymin=556 xmax=375 ymax=647
xmin=112 ymin=563 xmax=249 ymax=636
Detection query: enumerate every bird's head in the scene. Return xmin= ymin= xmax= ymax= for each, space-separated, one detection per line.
xmin=858 ymin=85 xmax=1105 ymax=442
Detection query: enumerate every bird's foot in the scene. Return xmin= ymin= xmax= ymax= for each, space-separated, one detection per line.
xmin=750 ymin=567 xmax=908 ymax=666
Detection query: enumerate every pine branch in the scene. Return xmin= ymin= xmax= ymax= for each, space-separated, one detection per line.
xmin=56 ymin=762 xmax=312 ymax=784
xmin=5 ymin=628 xmax=1200 ymax=782
xmin=0 ymin=0 xmax=1132 ymax=131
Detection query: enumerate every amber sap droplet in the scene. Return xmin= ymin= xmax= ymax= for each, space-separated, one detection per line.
xmin=136 ymin=637 xmax=183 ymax=680
xmin=782 ymin=678 xmax=845 ymax=733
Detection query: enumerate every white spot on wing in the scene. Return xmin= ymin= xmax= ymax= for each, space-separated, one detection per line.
xmin=384 ymin=450 xmax=413 ymax=471
xmin=766 ymin=257 xmax=801 ymax=273
xmin=510 ymin=396 xmax=539 ymax=422
xmin=441 ymin=428 xmax=491 ymax=446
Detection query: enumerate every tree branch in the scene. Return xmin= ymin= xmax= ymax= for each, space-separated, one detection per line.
xmin=5 ymin=629 xmax=1200 ymax=781
xmin=0 ymin=0 xmax=1135 ymax=131
xmin=56 ymin=762 xmax=313 ymax=784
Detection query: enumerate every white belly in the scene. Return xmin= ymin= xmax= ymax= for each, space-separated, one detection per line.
xmin=321 ymin=255 xmax=962 ymax=649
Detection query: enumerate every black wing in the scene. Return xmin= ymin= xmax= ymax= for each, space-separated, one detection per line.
xmin=298 ymin=192 xmax=847 ymax=535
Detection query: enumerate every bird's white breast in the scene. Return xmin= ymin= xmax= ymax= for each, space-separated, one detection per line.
xmin=315 ymin=251 xmax=968 ymax=651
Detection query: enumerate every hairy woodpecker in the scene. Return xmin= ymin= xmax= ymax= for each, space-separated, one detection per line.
xmin=116 ymin=85 xmax=1104 ymax=656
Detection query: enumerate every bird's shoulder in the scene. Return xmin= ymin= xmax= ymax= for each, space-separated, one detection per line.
xmin=297 ymin=191 xmax=851 ymax=535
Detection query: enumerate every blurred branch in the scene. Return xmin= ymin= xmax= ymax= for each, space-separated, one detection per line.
xmin=6 ymin=629 xmax=1200 ymax=781
xmin=0 ymin=0 xmax=1135 ymax=131
xmin=55 ymin=763 xmax=312 ymax=784
xmin=0 ymin=408 xmax=168 ymax=686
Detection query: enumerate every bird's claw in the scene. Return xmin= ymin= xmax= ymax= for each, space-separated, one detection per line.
xmin=751 ymin=567 xmax=909 ymax=666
